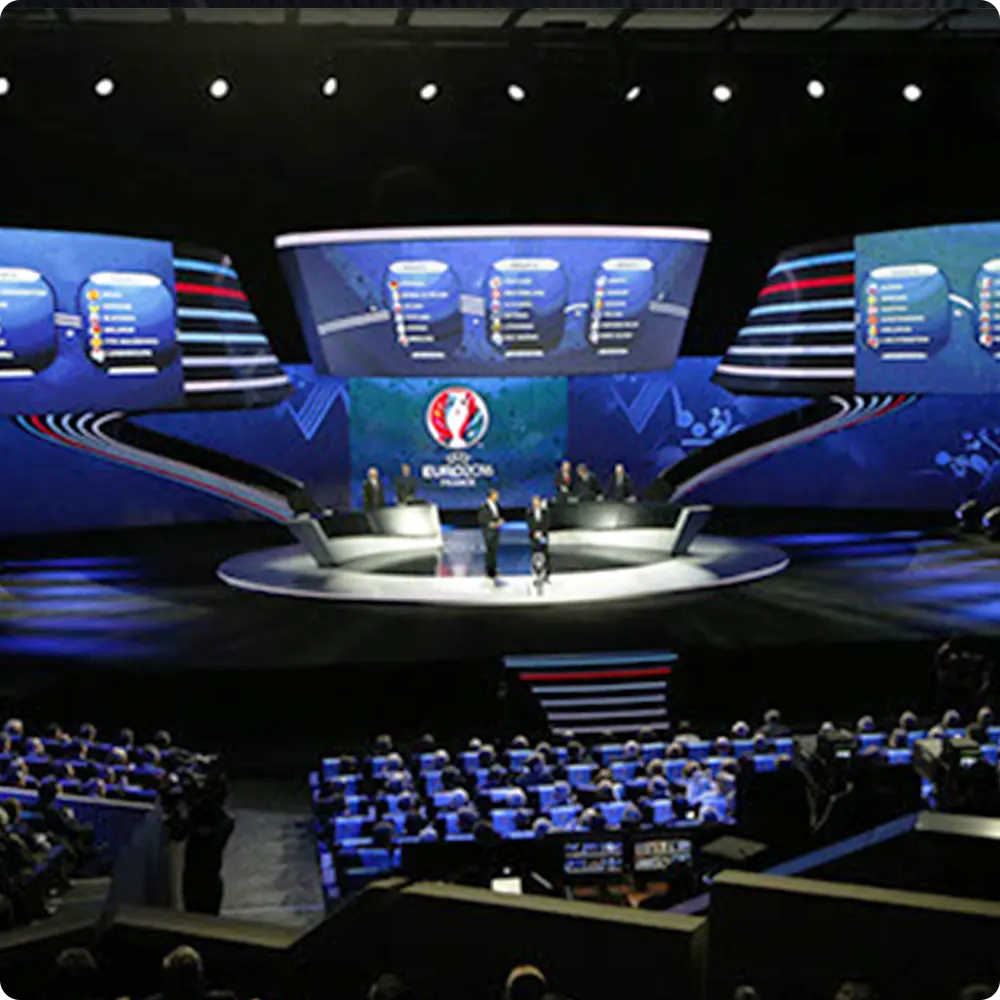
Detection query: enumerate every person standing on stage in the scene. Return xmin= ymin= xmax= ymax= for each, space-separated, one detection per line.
xmin=394 ymin=463 xmax=418 ymax=506
xmin=362 ymin=467 xmax=386 ymax=512
xmin=478 ymin=487 xmax=505 ymax=585
xmin=574 ymin=462 xmax=602 ymax=502
xmin=526 ymin=494 xmax=551 ymax=582
xmin=554 ymin=460 xmax=574 ymax=502
xmin=607 ymin=463 xmax=636 ymax=502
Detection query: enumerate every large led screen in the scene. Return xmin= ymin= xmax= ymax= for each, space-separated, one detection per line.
xmin=0 ymin=228 xmax=291 ymax=415
xmin=856 ymin=222 xmax=1000 ymax=394
xmin=277 ymin=225 xmax=710 ymax=377
xmin=349 ymin=377 xmax=567 ymax=510
xmin=0 ymin=229 xmax=183 ymax=412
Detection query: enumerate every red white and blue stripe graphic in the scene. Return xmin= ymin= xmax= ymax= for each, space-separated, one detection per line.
xmin=14 ymin=412 xmax=296 ymax=523
xmin=173 ymin=247 xmax=290 ymax=408
xmin=715 ymin=239 xmax=858 ymax=397
xmin=505 ymin=650 xmax=675 ymax=736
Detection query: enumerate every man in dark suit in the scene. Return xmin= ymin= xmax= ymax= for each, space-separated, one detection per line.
xmin=607 ymin=463 xmax=636 ymax=502
xmin=573 ymin=463 xmax=602 ymax=502
xmin=394 ymin=463 xmax=418 ymax=505
xmin=362 ymin=467 xmax=385 ymax=512
xmin=477 ymin=488 xmax=504 ymax=584
xmin=526 ymin=495 xmax=551 ymax=582
xmin=554 ymin=460 xmax=574 ymax=502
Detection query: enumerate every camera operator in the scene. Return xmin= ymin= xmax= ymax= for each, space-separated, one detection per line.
xmin=182 ymin=767 xmax=234 ymax=916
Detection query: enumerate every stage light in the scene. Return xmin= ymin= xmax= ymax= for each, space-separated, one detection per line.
xmin=419 ymin=82 xmax=439 ymax=102
xmin=507 ymin=83 xmax=526 ymax=102
xmin=0 ymin=77 xmax=10 ymax=98
xmin=94 ymin=77 xmax=115 ymax=98
xmin=625 ymin=85 xmax=642 ymax=103
xmin=903 ymin=83 xmax=922 ymax=103
xmin=712 ymin=84 xmax=733 ymax=104
xmin=807 ymin=79 xmax=825 ymax=100
xmin=321 ymin=76 xmax=338 ymax=98
xmin=208 ymin=78 xmax=230 ymax=101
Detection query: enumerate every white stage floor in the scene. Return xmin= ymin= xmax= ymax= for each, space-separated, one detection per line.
xmin=218 ymin=525 xmax=789 ymax=608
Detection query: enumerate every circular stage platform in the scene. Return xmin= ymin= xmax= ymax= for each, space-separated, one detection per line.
xmin=218 ymin=525 xmax=789 ymax=608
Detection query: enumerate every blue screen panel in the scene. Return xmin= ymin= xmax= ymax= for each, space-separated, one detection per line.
xmin=278 ymin=225 xmax=709 ymax=378
xmin=855 ymin=222 xmax=1000 ymax=394
xmin=0 ymin=229 xmax=182 ymax=413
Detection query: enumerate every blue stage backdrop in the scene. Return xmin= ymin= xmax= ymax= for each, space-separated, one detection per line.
xmin=4 ymin=361 xmax=1000 ymax=539
xmin=348 ymin=377 xmax=567 ymax=509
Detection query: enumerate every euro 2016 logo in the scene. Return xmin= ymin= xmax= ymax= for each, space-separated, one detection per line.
xmin=425 ymin=387 xmax=490 ymax=451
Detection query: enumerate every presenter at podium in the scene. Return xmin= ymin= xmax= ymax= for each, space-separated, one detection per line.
xmin=478 ymin=488 xmax=504 ymax=585
xmin=526 ymin=495 xmax=551 ymax=582
xmin=573 ymin=463 xmax=602 ymax=503
xmin=607 ymin=463 xmax=636 ymax=502
xmin=362 ymin=467 xmax=386 ymax=512
xmin=394 ymin=463 xmax=419 ymax=506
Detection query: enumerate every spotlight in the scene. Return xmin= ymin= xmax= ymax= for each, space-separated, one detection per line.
xmin=419 ymin=82 xmax=439 ymax=102
xmin=712 ymin=84 xmax=733 ymax=104
xmin=624 ymin=85 xmax=642 ymax=103
xmin=208 ymin=78 xmax=230 ymax=101
xmin=321 ymin=76 xmax=338 ymax=98
xmin=956 ymin=499 xmax=981 ymax=533
xmin=507 ymin=83 xmax=526 ymax=102
xmin=94 ymin=77 xmax=115 ymax=98
xmin=0 ymin=77 xmax=11 ymax=97
xmin=903 ymin=83 xmax=922 ymax=103
xmin=806 ymin=79 xmax=825 ymax=100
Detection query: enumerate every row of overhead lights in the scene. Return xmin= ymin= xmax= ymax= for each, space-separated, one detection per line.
xmin=0 ymin=74 xmax=926 ymax=104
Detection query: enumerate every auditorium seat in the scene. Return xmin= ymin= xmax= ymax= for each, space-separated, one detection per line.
xmin=423 ymin=771 xmax=444 ymax=793
xmin=418 ymin=752 xmax=437 ymax=773
xmin=982 ymin=744 xmax=999 ymax=765
xmin=988 ymin=726 xmax=1000 ymax=743
xmin=549 ymin=804 xmax=581 ymax=829
xmin=774 ymin=737 xmax=795 ymax=755
xmin=321 ymin=757 xmax=342 ymax=779
xmin=611 ymin=761 xmax=637 ymax=782
xmin=432 ymin=790 xmax=454 ymax=808
xmin=885 ymin=748 xmax=913 ymax=765
xmin=567 ymin=763 xmax=595 ymax=787
xmin=651 ymin=799 xmax=674 ymax=825
xmin=507 ymin=749 xmax=532 ymax=770
xmin=594 ymin=744 xmax=624 ymax=764
xmin=490 ymin=809 xmax=518 ymax=836
xmin=641 ymin=742 xmax=666 ymax=762
xmin=904 ymin=730 xmax=928 ymax=747
xmin=753 ymin=755 xmax=779 ymax=773
xmin=536 ymin=784 xmax=557 ymax=811
xmin=665 ymin=760 xmax=687 ymax=782
xmin=687 ymin=740 xmax=713 ymax=761
xmin=732 ymin=739 xmax=755 ymax=757
xmin=460 ymin=751 xmax=479 ymax=775
xmin=859 ymin=733 xmax=887 ymax=750
xmin=333 ymin=816 xmax=366 ymax=844
xmin=598 ymin=802 xmax=627 ymax=828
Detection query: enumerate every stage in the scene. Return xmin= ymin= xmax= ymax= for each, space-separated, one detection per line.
xmin=217 ymin=523 xmax=789 ymax=608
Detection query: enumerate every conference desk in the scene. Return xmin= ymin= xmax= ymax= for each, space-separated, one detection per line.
xmin=547 ymin=499 xmax=681 ymax=531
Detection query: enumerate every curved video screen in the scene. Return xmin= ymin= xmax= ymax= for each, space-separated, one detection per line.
xmin=0 ymin=228 xmax=290 ymax=415
xmin=855 ymin=222 xmax=1000 ymax=394
xmin=276 ymin=225 xmax=710 ymax=377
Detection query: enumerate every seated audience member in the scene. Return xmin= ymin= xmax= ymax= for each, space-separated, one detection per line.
xmin=818 ymin=721 xmax=838 ymax=738
xmin=147 ymin=945 xmax=236 ymax=1000
xmin=622 ymin=739 xmax=642 ymax=761
xmin=833 ymin=982 xmax=879 ymax=1000
xmin=958 ymin=986 xmax=999 ymax=1000
xmin=573 ymin=463 xmax=602 ymax=502
xmin=887 ymin=728 xmax=909 ymax=749
xmin=927 ymin=724 xmax=947 ymax=739
xmin=532 ymin=817 xmax=553 ymax=838
xmin=117 ymin=727 xmax=136 ymax=751
xmin=966 ymin=721 xmax=989 ymax=744
xmin=856 ymin=715 xmax=877 ymax=734
xmin=374 ymin=733 xmax=394 ymax=755
xmin=665 ymin=741 xmax=687 ymax=760
xmin=504 ymin=965 xmax=549 ymax=1000
xmin=372 ymin=821 xmax=395 ymax=849
xmin=731 ymin=721 xmax=751 ymax=740
xmin=732 ymin=987 xmax=760 ymax=1000
xmin=621 ymin=801 xmax=643 ymax=829
xmin=417 ymin=732 xmax=438 ymax=755
xmin=976 ymin=705 xmax=995 ymax=728
xmin=368 ymin=973 xmax=412 ymax=1000
xmin=565 ymin=740 xmax=588 ymax=764
xmin=898 ymin=711 xmax=919 ymax=732
xmin=674 ymin=720 xmax=700 ymax=743
xmin=758 ymin=708 xmax=791 ymax=738
xmin=37 ymin=779 xmax=95 ymax=859
xmin=578 ymin=807 xmax=606 ymax=832
xmin=941 ymin=708 xmax=963 ymax=729
xmin=4 ymin=718 xmax=24 ymax=742
xmin=752 ymin=734 xmax=774 ymax=755
xmin=47 ymin=948 xmax=102 ymax=1000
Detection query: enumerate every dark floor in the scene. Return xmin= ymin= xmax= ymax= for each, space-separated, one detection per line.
xmin=0 ymin=513 xmax=996 ymax=775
